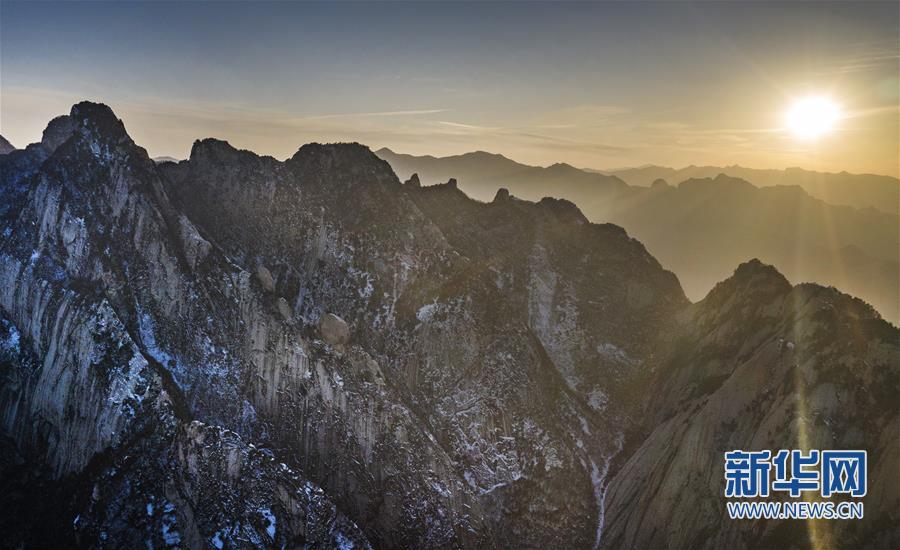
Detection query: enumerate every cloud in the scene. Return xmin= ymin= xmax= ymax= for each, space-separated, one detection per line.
xmin=434 ymin=120 xmax=501 ymax=133
xmin=803 ymin=44 xmax=900 ymax=78
xmin=512 ymin=131 xmax=629 ymax=153
xmin=296 ymin=109 xmax=446 ymax=121
xmin=531 ymin=104 xmax=631 ymax=128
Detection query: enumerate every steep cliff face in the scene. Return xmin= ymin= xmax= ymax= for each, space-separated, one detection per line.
xmin=0 ymin=103 xmax=369 ymax=547
xmin=1 ymin=103 xmax=897 ymax=549
xmin=603 ymin=260 xmax=900 ymax=549
xmin=406 ymin=184 xmax=687 ymax=421
xmin=160 ymin=135 xmax=688 ymax=547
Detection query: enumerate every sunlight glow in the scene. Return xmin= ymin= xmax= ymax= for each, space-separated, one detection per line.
xmin=785 ymin=96 xmax=841 ymax=140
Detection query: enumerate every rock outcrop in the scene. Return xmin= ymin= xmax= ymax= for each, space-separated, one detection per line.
xmin=256 ymin=265 xmax=276 ymax=293
xmin=403 ymin=173 xmax=421 ymax=187
xmin=0 ymin=135 xmax=15 ymax=155
xmin=318 ymin=313 xmax=350 ymax=346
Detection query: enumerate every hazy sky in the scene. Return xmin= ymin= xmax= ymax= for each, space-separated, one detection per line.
xmin=2 ymin=1 xmax=898 ymax=175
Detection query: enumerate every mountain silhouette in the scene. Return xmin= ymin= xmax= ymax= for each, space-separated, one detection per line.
xmin=598 ymin=164 xmax=900 ymax=215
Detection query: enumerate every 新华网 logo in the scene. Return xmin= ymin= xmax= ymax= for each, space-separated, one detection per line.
xmin=723 ymin=450 xmax=866 ymax=520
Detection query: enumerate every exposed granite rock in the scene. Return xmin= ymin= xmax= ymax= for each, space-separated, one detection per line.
xmin=161 ymin=130 xmax=673 ymax=547
xmin=602 ymin=260 xmax=900 ymax=549
xmin=39 ymin=115 xmax=76 ymax=153
xmin=178 ymin=214 xmax=212 ymax=271
xmin=256 ymin=265 xmax=276 ymax=293
xmin=404 ymin=173 xmax=421 ymax=187
xmin=276 ymin=296 xmax=293 ymax=321
xmin=318 ymin=313 xmax=349 ymax=346
xmin=0 ymin=135 xmax=15 ymax=155
xmin=0 ymin=103 xmax=372 ymax=547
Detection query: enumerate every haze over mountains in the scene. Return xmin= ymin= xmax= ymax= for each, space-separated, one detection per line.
xmin=376 ymin=148 xmax=630 ymax=205
xmin=377 ymin=148 xmax=900 ymax=323
xmin=599 ymin=164 xmax=900 ymax=215
xmin=2 ymin=103 xmax=897 ymax=548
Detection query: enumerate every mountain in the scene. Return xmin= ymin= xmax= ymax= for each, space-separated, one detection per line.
xmin=0 ymin=104 xmax=369 ymax=549
xmin=0 ymin=135 xmax=16 ymax=155
xmin=1 ymin=103 xmax=898 ymax=548
xmin=601 ymin=164 xmax=900 ymax=215
xmin=598 ymin=175 xmax=899 ymax=324
xmin=605 ymin=260 xmax=900 ymax=549
xmin=376 ymin=148 xmax=629 ymax=204
xmin=376 ymin=150 xmax=899 ymax=324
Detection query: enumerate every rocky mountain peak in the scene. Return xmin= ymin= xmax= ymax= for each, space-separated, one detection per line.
xmin=0 ymin=135 xmax=15 ymax=155
xmin=696 ymin=259 xmax=793 ymax=322
xmin=289 ymin=141 xmax=381 ymax=167
xmin=730 ymin=258 xmax=790 ymax=287
xmin=536 ymin=196 xmax=588 ymax=224
xmin=287 ymin=142 xmax=398 ymax=186
xmin=403 ymin=172 xmax=421 ymax=187
xmin=69 ymin=101 xmax=130 ymax=144
xmin=33 ymin=102 xmax=146 ymax=169
xmin=189 ymin=137 xmax=254 ymax=165
xmin=39 ymin=115 xmax=76 ymax=153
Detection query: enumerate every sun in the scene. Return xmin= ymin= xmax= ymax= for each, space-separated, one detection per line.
xmin=784 ymin=96 xmax=841 ymax=140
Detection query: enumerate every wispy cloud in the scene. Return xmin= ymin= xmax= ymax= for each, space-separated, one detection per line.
xmin=435 ymin=120 xmax=500 ymax=132
xmin=296 ymin=109 xmax=446 ymax=121
xmin=530 ymin=104 xmax=631 ymax=129
xmin=803 ymin=44 xmax=900 ymax=78
xmin=513 ymin=131 xmax=629 ymax=153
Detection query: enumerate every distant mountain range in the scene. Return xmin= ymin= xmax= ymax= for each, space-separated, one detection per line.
xmin=377 ymin=148 xmax=899 ymax=323
xmin=376 ymin=148 xmax=629 ymax=205
xmin=594 ymin=164 xmax=900 ymax=215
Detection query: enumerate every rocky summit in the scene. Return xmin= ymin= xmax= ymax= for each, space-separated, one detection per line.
xmin=0 ymin=136 xmax=15 ymax=156
xmin=1 ymin=103 xmax=898 ymax=548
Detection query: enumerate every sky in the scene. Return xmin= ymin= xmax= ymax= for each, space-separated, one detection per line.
xmin=1 ymin=1 xmax=898 ymax=175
